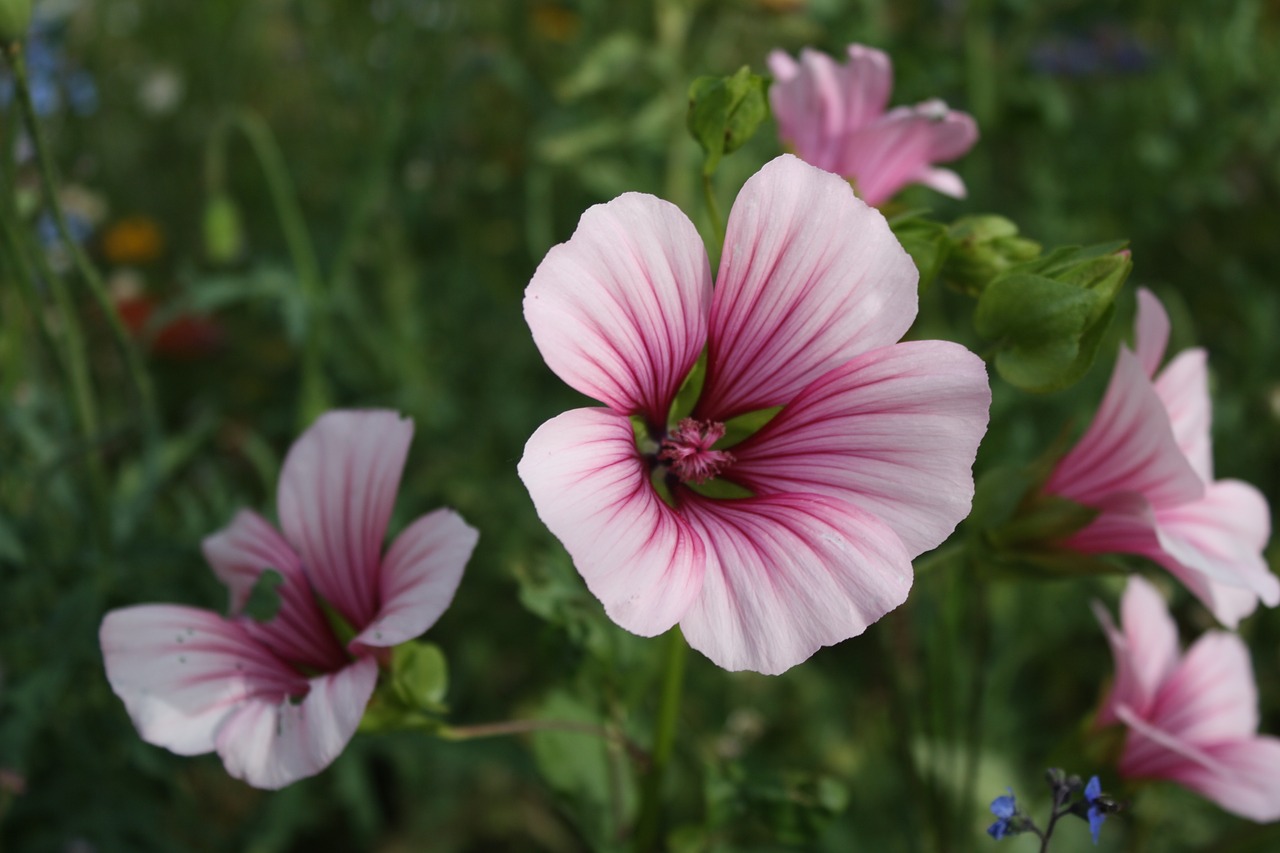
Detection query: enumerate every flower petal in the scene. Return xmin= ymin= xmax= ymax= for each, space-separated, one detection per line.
xmin=1152 ymin=631 xmax=1257 ymax=743
xmin=517 ymin=407 xmax=706 ymax=636
xmin=1176 ymin=738 xmax=1280 ymax=822
xmin=353 ymin=509 xmax=479 ymax=650
xmin=767 ymin=48 xmax=847 ymax=172
xmin=202 ymin=509 xmax=348 ymax=671
xmin=214 ymin=656 xmax=378 ymax=790
xmin=100 ymin=605 xmax=306 ymax=757
xmin=678 ymin=492 xmax=912 ymax=675
xmin=1045 ymin=348 xmax=1204 ymax=510
xmin=840 ymin=102 xmax=979 ymax=206
xmin=698 ymin=155 xmax=918 ymax=420
xmin=1133 ymin=287 xmax=1170 ymax=378
xmin=916 ymin=167 xmax=967 ymax=199
xmin=524 ymin=192 xmax=712 ymax=427
xmin=839 ymin=44 xmax=894 ymax=129
xmin=1154 ymin=348 xmax=1213 ymax=482
xmin=1151 ymin=479 xmax=1278 ymax=626
xmin=729 ymin=340 xmax=989 ymax=557
xmin=1093 ymin=576 xmax=1180 ymax=726
xmin=277 ymin=410 xmax=413 ymax=629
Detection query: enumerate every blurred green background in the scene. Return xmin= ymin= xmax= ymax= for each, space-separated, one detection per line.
xmin=2 ymin=0 xmax=1279 ymax=850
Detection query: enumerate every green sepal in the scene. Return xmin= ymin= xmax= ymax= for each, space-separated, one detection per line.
xmin=241 ymin=568 xmax=285 ymax=623
xmin=687 ymin=66 xmax=770 ymax=176
xmin=940 ymin=214 xmax=1041 ymax=296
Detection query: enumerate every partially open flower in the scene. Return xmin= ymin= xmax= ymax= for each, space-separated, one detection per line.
xmin=101 ymin=410 xmax=478 ymax=788
xmin=1094 ymin=576 xmax=1280 ymax=821
xmin=1046 ymin=288 xmax=1277 ymax=627
xmin=767 ymin=44 xmax=978 ymax=206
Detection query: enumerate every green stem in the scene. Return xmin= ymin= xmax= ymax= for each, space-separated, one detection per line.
xmin=633 ymin=626 xmax=688 ymax=853
xmin=206 ymin=110 xmax=328 ymax=427
xmin=441 ymin=719 xmax=649 ymax=766
xmin=5 ymin=40 xmax=161 ymax=509
xmin=701 ymin=171 xmax=724 ymax=248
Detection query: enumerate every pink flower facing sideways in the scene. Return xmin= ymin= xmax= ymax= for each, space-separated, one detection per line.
xmin=768 ymin=43 xmax=979 ymax=206
xmin=1094 ymin=576 xmax=1280 ymax=821
xmin=518 ymin=155 xmax=990 ymax=675
xmin=1045 ymin=288 xmax=1277 ymax=627
xmin=100 ymin=410 xmax=479 ymax=789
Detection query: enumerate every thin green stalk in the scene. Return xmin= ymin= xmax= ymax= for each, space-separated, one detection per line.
xmin=441 ymin=718 xmax=649 ymax=766
xmin=0 ymin=159 xmax=107 ymax=542
xmin=4 ymin=40 xmax=161 ymax=505
xmin=701 ymin=172 xmax=724 ymax=248
xmin=633 ymin=626 xmax=688 ymax=853
xmin=960 ymin=559 xmax=991 ymax=824
xmin=206 ymin=111 xmax=329 ymax=427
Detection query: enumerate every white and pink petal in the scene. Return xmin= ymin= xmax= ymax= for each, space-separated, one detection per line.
xmin=202 ymin=509 xmax=347 ymax=671
xmin=214 ymin=656 xmax=378 ymax=790
xmin=517 ymin=407 xmax=707 ymax=637
xmin=277 ymin=410 xmax=413 ymax=629
xmin=678 ymin=492 xmax=912 ymax=675
xmin=100 ymin=605 xmax=307 ymax=757
xmin=698 ymin=155 xmax=918 ymax=420
xmin=1046 ymin=348 xmax=1204 ymax=511
xmin=524 ymin=193 xmax=712 ymax=427
xmin=729 ymin=340 xmax=989 ymax=557
xmin=353 ymin=509 xmax=479 ymax=651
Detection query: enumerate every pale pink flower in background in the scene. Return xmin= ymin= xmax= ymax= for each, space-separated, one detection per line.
xmin=1094 ymin=576 xmax=1280 ymax=821
xmin=518 ymin=154 xmax=990 ymax=675
xmin=767 ymin=43 xmax=979 ymax=206
xmin=1045 ymin=288 xmax=1277 ymax=627
xmin=100 ymin=410 xmax=478 ymax=789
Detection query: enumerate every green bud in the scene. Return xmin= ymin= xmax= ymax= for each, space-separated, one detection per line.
xmin=687 ymin=66 xmax=770 ymax=176
xmin=0 ymin=0 xmax=32 ymax=43
xmin=390 ymin=640 xmax=449 ymax=713
xmin=202 ymin=193 xmax=246 ymax=265
xmin=941 ymin=215 xmax=1041 ymax=296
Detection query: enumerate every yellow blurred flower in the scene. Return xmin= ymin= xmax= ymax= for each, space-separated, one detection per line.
xmin=101 ymin=215 xmax=165 ymax=265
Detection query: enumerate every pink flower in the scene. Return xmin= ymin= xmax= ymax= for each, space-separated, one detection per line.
xmin=518 ymin=155 xmax=990 ymax=675
xmin=100 ymin=410 xmax=478 ymax=789
xmin=767 ymin=44 xmax=979 ymax=206
xmin=1045 ymin=288 xmax=1277 ymax=627
xmin=1094 ymin=576 xmax=1280 ymax=821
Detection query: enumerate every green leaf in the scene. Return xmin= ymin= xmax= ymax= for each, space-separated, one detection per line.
xmin=687 ymin=67 xmax=770 ymax=176
xmin=242 ymin=569 xmax=285 ymax=622
xmin=891 ymin=215 xmax=952 ymax=290
xmin=390 ymin=640 xmax=449 ymax=713
xmin=975 ymin=273 xmax=1099 ymax=392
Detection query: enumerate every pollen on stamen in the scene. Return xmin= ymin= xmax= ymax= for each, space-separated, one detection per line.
xmin=658 ymin=418 xmax=735 ymax=485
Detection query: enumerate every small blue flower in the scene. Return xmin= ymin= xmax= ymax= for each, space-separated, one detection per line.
xmin=1084 ymin=775 xmax=1106 ymax=845
xmin=987 ymin=788 xmax=1018 ymax=840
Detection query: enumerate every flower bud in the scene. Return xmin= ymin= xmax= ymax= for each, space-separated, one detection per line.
xmin=0 ymin=0 xmax=32 ymax=42
xmin=202 ymin=193 xmax=245 ymax=265
xmin=942 ymin=215 xmax=1041 ymax=296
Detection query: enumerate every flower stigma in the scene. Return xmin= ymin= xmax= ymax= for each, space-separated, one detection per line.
xmin=658 ymin=418 xmax=735 ymax=484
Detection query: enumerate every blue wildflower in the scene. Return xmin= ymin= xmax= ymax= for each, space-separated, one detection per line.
xmin=1084 ymin=776 xmax=1107 ymax=845
xmin=987 ymin=788 xmax=1019 ymax=840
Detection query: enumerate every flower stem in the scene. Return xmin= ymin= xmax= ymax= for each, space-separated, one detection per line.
xmin=205 ymin=110 xmax=329 ymax=429
xmin=1 ymin=44 xmax=114 ymax=542
xmin=441 ymin=718 xmax=649 ymax=766
xmin=701 ymin=172 xmax=724 ymax=247
xmin=633 ymin=626 xmax=688 ymax=853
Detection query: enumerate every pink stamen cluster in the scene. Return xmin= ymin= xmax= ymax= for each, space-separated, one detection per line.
xmin=658 ymin=418 xmax=734 ymax=484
